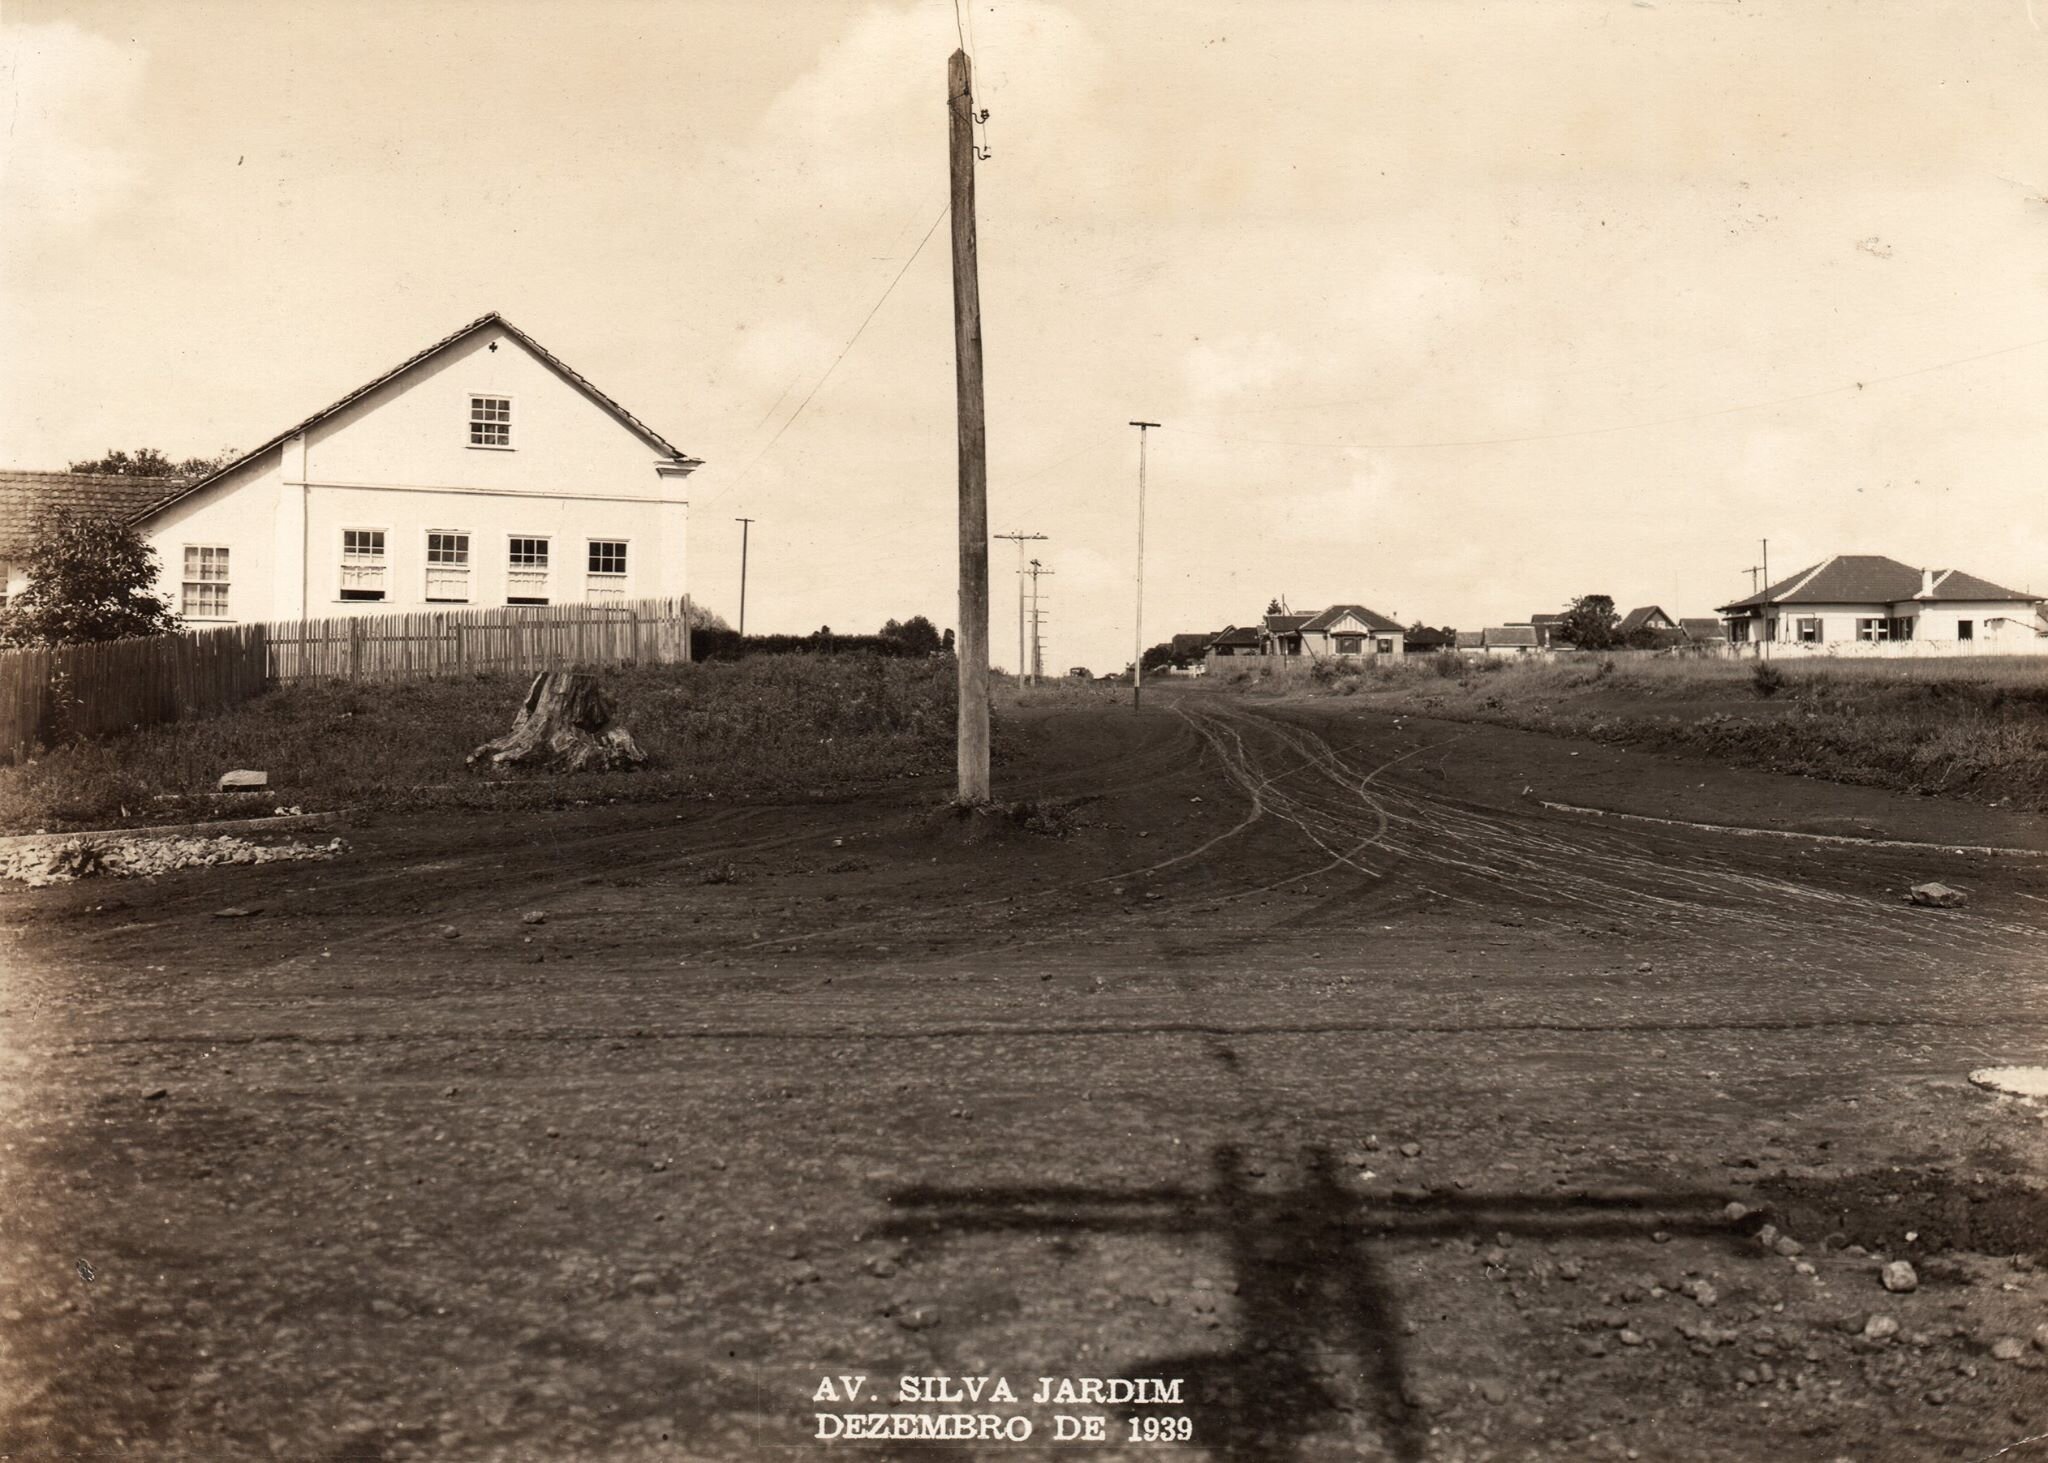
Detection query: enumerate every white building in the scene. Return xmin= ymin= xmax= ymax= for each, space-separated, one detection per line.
xmin=107 ymin=313 xmax=698 ymax=624
xmin=1717 ymin=555 xmax=2046 ymax=655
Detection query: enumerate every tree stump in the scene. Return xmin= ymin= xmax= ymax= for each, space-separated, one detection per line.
xmin=468 ymin=671 xmax=648 ymax=773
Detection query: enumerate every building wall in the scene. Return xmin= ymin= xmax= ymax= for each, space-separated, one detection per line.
xmin=138 ymin=326 xmax=689 ymax=623
xmin=1742 ymin=600 xmax=2048 ymax=653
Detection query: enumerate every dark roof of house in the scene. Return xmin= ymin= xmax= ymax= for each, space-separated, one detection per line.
xmin=1169 ymin=632 xmax=1219 ymax=657
xmin=1300 ymin=603 xmax=1404 ymax=634
xmin=1263 ymin=613 xmax=1311 ymax=633
xmin=1483 ymin=625 xmax=1539 ymax=648
xmin=1406 ymin=627 xmax=1455 ymax=649
xmin=1617 ymin=605 xmax=1675 ymax=636
xmin=134 ymin=312 xmax=701 ymax=527
xmin=1718 ymin=555 xmax=2039 ymax=611
xmin=1679 ymin=617 xmax=1725 ymax=640
xmin=0 ymin=470 xmax=191 ymax=557
xmin=1528 ymin=613 xmax=1563 ymax=625
xmin=1212 ymin=625 xmax=1261 ymax=647
xmin=1454 ymin=630 xmax=1485 ymax=649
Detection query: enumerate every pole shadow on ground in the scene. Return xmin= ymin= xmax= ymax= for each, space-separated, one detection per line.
xmin=882 ymin=1146 xmax=1753 ymax=1462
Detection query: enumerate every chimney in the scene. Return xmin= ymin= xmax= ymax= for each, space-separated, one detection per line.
xmin=1920 ymin=567 xmax=1937 ymax=598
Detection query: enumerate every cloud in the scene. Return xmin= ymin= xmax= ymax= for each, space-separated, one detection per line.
xmin=0 ymin=21 xmax=146 ymax=242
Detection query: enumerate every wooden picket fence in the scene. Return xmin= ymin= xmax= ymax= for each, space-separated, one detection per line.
xmin=0 ymin=598 xmax=697 ymax=762
xmin=0 ymin=624 xmax=270 ymax=762
xmin=262 ymin=596 xmax=693 ymax=681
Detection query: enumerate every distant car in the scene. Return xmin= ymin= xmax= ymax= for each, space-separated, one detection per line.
xmin=1068 ymin=666 xmax=1091 ymax=679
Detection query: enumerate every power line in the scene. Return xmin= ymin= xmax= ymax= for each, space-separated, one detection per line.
xmin=697 ymin=201 xmax=950 ymax=510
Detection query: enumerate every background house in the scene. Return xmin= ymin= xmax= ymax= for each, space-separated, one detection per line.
xmin=1207 ymin=625 xmax=1261 ymax=659
xmin=1297 ymin=605 xmax=1405 ymax=657
xmin=1618 ymin=605 xmax=1678 ymax=638
xmin=1717 ymin=555 xmax=2045 ymax=655
xmin=0 ymin=470 xmax=190 ymax=608
xmin=113 ymin=313 xmax=700 ymax=626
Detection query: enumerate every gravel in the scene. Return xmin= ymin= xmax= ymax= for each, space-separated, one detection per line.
xmin=0 ymin=833 xmax=344 ymax=887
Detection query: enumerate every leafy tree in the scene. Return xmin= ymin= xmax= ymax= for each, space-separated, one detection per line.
xmin=1553 ymin=594 xmax=1622 ymax=650
xmin=1140 ymin=641 xmax=1177 ymax=672
xmin=69 ymin=447 xmax=232 ymax=478
xmin=0 ymin=508 xmax=180 ymax=646
xmin=941 ymin=628 xmax=955 ymax=654
xmin=878 ymin=614 xmax=943 ymax=655
xmin=684 ymin=601 xmax=731 ymax=632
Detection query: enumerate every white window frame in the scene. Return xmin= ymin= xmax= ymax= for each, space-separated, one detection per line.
xmin=339 ymin=526 xmax=390 ymax=602
xmin=586 ymin=538 xmax=629 ymax=599
xmin=0 ymin=559 xmax=12 ymax=608
xmin=507 ymin=534 xmax=551 ymax=606
xmin=1795 ymin=617 xmax=1822 ymax=643
xmin=425 ymin=530 xmax=473 ymax=603
xmin=468 ymin=393 xmax=514 ymax=450
xmin=1376 ymin=637 xmax=1395 ymax=655
xmin=181 ymin=544 xmax=231 ymax=620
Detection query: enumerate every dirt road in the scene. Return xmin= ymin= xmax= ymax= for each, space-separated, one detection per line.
xmin=4 ymin=684 xmax=2047 ymax=1461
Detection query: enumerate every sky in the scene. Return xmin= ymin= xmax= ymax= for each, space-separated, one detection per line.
xmin=4 ymin=0 xmax=2047 ymax=672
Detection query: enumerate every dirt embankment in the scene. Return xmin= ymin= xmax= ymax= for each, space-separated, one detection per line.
xmin=1215 ymin=654 xmax=2048 ymax=812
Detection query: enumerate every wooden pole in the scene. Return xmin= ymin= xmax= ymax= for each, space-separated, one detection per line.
xmin=735 ymin=517 xmax=753 ymax=638
xmin=950 ymin=48 xmax=990 ymax=803
xmin=1129 ymin=421 xmax=1159 ymax=708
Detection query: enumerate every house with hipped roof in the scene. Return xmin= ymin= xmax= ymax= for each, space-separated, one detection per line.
xmin=6 ymin=313 xmax=699 ymax=626
xmin=1716 ymin=555 xmax=2044 ymax=655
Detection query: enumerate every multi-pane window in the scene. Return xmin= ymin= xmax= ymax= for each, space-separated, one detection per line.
xmin=1334 ymin=635 xmax=1362 ymax=655
xmin=341 ymin=529 xmax=387 ymax=600
xmin=1857 ymin=616 xmax=1915 ymax=642
xmin=1376 ymin=637 xmax=1395 ymax=655
xmin=469 ymin=395 xmax=512 ymax=448
xmin=182 ymin=545 xmax=230 ymax=618
xmin=426 ymin=532 xmax=471 ymax=602
xmin=508 ymin=536 xmax=550 ymax=605
xmin=587 ymin=539 xmax=627 ymax=600
xmin=0 ymin=560 xmax=12 ymax=608
xmin=1796 ymin=617 xmax=1822 ymax=643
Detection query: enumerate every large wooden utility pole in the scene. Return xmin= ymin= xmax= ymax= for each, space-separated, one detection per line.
xmin=1128 ymin=421 xmax=1159 ymax=709
xmin=949 ymin=49 xmax=990 ymax=803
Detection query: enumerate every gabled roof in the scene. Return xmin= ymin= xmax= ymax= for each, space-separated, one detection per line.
xmin=1406 ymin=627 xmax=1456 ymax=649
xmin=1617 ymin=605 xmax=1675 ymax=636
xmin=1454 ymin=630 xmax=1485 ymax=649
xmin=1264 ymin=613 xmax=1310 ymax=633
xmin=1169 ymin=631 xmax=1219 ymax=657
xmin=1212 ymin=625 xmax=1261 ymax=647
xmin=0 ymin=470 xmax=192 ymax=557
xmin=1679 ymin=617 xmax=1725 ymax=641
xmin=1300 ymin=603 xmax=1404 ymax=634
xmin=1718 ymin=555 xmax=2039 ymax=611
xmin=133 ymin=312 xmax=701 ymax=527
xmin=1528 ymin=613 xmax=1563 ymax=625
xmin=1482 ymin=625 xmax=1538 ymax=648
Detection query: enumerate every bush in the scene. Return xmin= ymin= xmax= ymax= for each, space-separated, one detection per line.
xmin=1432 ymin=652 xmax=1464 ymax=679
xmin=1751 ymin=661 xmax=1787 ymax=699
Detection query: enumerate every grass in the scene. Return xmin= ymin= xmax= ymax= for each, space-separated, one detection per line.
xmin=0 ymin=655 xmax=965 ymax=834
xmin=1218 ymin=652 xmax=2048 ymax=810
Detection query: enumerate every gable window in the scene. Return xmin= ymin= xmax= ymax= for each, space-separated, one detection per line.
xmin=182 ymin=545 xmax=230 ymax=618
xmin=469 ymin=395 xmax=512 ymax=449
xmin=341 ymin=529 xmax=387 ymax=600
xmin=1334 ymin=634 xmax=1363 ymax=655
xmin=1796 ymin=617 xmax=1822 ymax=643
xmin=587 ymin=539 xmax=627 ymax=599
xmin=426 ymin=531 xmax=471 ymax=602
xmin=508 ymin=536 xmax=550 ymax=605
